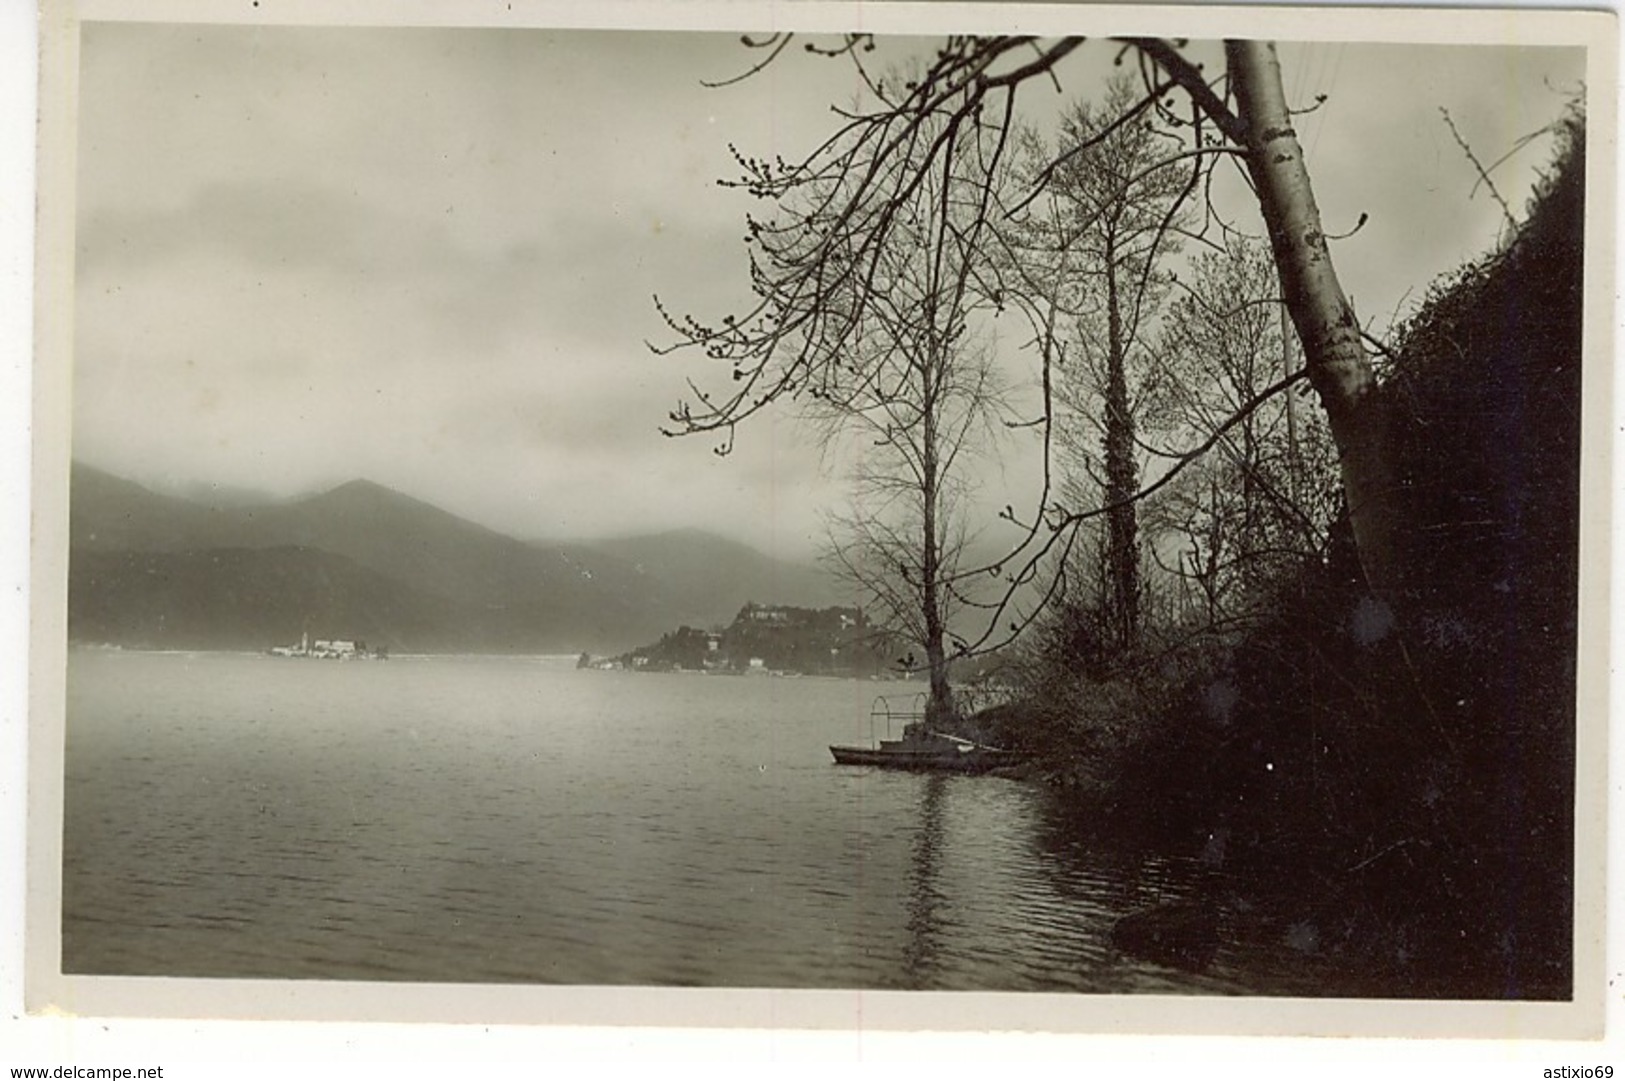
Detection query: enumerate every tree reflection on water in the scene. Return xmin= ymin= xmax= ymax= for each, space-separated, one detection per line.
xmin=901 ymin=773 xmax=948 ymax=989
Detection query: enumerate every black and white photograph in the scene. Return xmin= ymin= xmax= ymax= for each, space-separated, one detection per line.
xmin=18 ymin=0 xmax=1615 ymax=1048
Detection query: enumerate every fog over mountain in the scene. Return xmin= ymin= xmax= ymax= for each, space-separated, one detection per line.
xmin=69 ymin=464 xmax=843 ymax=654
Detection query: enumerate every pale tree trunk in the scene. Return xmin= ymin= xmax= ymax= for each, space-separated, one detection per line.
xmin=919 ymin=349 xmax=954 ymax=728
xmin=921 ymin=481 xmax=954 ymax=727
xmin=1227 ymin=41 xmax=1402 ymax=603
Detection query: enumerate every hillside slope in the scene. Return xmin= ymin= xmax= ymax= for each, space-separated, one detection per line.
xmin=67 ymin=466 xmax=839 ymax=653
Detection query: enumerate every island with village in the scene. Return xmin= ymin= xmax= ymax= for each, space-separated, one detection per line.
xmin=580 ymin=602 xmax=893 ymax=679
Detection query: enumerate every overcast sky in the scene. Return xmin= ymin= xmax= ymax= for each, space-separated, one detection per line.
xmin=70 ymin=24 xmax=1585 ymax=558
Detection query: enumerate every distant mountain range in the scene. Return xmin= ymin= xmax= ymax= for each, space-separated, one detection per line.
xmin=68 ymin=464 xmax=843 ymax=654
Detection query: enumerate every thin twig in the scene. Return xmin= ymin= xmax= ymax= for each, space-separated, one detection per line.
xmin=1440 ymin=107 xmax=1518 ymax=235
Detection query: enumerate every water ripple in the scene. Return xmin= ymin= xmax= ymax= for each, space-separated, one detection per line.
xmin=63 ymin=652 xmax=1328 ymax=994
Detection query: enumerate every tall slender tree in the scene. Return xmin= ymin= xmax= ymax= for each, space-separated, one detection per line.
xmin=804 ymin=147 xmax=1010 ymax=726
xmin=1028 ymin=76 xmax=1192 ymax=652
xmin=810 ymin=325 xmax=1006 ymax=726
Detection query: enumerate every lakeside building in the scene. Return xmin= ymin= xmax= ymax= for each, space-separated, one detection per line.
xmin=269 ymin=631 xmax=387 ymax=660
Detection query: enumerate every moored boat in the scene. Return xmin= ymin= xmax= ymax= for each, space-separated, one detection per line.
xmin=829 ymin=695 xmax=1024 ymax=773
xmin=828 ymin=733 xmax=1023 ymax=773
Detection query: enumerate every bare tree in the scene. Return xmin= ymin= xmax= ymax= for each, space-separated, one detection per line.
xmin=812 ymin=331 xmax=1007 ymax=725
xmin=1140 ymin=236 xmax=1340 ymax=624
xmin=1021 ymin=75 xmax=1193 ymax=652
xmin=787 ymin=104 xmax=1012 ymax=726
xmin=656 ymin=35 xmax=1400 ymax=641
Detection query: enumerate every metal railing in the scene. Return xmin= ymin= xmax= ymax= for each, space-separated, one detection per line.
xmin=867 ymin=692 xmax=928 ymax=744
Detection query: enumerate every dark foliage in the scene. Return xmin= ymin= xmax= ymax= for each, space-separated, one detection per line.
xmin=1016 ymin=111 xmax=1585 ymax=998
xmin=1373 ymin=106 xmax=1584 ymax=995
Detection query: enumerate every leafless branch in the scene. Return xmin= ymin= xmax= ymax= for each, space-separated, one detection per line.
xmin=1440 ymin=107 xmax=1518 ymax=235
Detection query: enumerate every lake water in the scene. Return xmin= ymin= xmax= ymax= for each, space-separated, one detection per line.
xmin=62 ymin=651 xmax=1331 ymax=993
